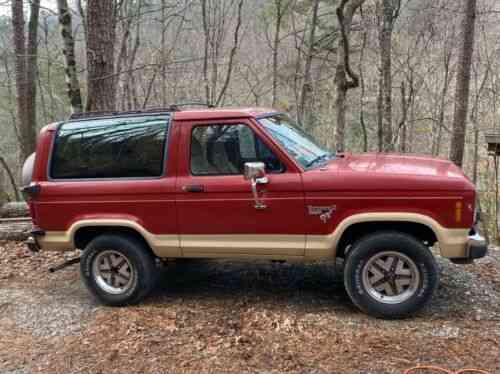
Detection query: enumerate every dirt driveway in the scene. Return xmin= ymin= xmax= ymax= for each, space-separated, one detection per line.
xmin=1 ymin=241 xmax=499 ymax=374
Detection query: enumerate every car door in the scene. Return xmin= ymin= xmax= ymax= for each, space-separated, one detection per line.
xmin=176 ymin=118 xmax=306 ymax=258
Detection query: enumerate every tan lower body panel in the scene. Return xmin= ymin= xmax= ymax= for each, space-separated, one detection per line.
xmin=38 ymin=230 xmax=181 ymax=257
xmin=306 ymin=213 xmax=470 ymax=259
xmin=38 ymin=231 xmax=72 ymax=252
xmin=37 ymin=213 xmax=470 ymax=260
xmin=180 ymin=234 xmax=305 ymax=257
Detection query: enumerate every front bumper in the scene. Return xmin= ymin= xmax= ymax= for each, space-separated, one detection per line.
xmin=450 ymin=233 xmax=488 ymax=264
xmin=466 ymin=233 xmax=488 ymax=259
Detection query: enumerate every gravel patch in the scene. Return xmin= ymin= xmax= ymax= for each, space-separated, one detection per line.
xmin=430 ymin=255 xmax=500 ymax=321
xmin=0 ymin=286 xmax=99 ymax=337
xmin=0 ymin=241 xmax=499 ymax=373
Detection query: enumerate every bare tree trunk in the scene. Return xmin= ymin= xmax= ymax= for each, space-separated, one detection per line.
xmin=161 ymin=0 xmax=168 ymax=107
xmin=378 ymin=0 xmax=400 ymax=152
xmin=77 ymin=0 xmax=88 ymax=46
xmin=432 ymin=48 xmax=453 ymax=156
xmin=86 ymin=0 xmax=117 ymax=112
xmin=335 ymin=0 xmax=365 ymax=152
xmin=57 ymin=0 xmax=83 ymax=113
xmin=201 ymin=0 xmax=211 ymax=105
xmin=470 ymin=65 xmax=489 ymax=183
xmin=11 ymin=0 xmax=27 ymax=147
xmin=377 ymin=75 xmax=383 ymax=151
xmin=298 ymin=0 xmax=320 ymax=130
xmin=215 ymin=0 xmax=244 ymax=106
xmin=11 ymin=0 xmax=40 ymax=161
xmin=358 ymin=15 xmax=368 ymax=152
xmin=395 ymin=78 xmax=414 ymax=152
xmin=26 ymin=0 xmax=40 ymax=144
xmin=271 ymin=0 xmax=289 ymax=108
xmin=407 ymin=99 xmax=415 ymax=153
xmin=200 ymin=0 xmax=244 ymax=107
xmin=450 ymin=0 xmax=477 ymax=167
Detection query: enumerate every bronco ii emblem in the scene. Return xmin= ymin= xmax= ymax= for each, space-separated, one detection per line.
xmin=308 ymin=205 xmax=336 ymax=223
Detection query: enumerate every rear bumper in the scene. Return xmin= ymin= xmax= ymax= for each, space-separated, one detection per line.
xmin=450 ymin=233 xmax=488 ymax=264
xmin=25 ymin=228 xmax=45 ymax=253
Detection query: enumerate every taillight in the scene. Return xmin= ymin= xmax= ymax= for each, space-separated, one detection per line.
xmin=28 ymin=200 xmax=38 ymax=225
xmin=22 ymin=183 xmax=41 ymax=225
xmin=21 ymin=183 xmax=41 ymax=198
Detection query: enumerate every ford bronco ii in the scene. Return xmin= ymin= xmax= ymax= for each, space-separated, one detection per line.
xmin=22 ymin=107 xmax=487 ymax=319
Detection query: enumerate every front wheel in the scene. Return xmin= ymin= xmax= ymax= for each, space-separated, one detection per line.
xmin=344 ymin=231 xmax=439 ymax=319
xmin=80 ymin=234 xmax=157 ymax=306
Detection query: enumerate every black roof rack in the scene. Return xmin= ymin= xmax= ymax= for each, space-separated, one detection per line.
xmin=68 ymin=102 xmax=215 ymax=120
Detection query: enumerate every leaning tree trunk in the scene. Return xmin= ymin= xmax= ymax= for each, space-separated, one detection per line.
xmin=86 ymin=0 xmax=117 ymax=112
xmin=57 ymin=0 xmax=83 ymax=113
xmin=450 ymin=0 xmax=477 ymax=167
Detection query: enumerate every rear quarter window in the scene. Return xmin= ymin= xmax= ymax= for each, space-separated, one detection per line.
xmin=50 ymin=116 xmax=169 ymax=179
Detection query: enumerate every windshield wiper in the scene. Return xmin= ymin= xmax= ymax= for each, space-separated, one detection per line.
xmin=306 ymin=153 xmax=331 ymax=168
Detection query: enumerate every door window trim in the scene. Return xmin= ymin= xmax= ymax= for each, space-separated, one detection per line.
xmin=189 ymin=122 xmax=286 ymax=177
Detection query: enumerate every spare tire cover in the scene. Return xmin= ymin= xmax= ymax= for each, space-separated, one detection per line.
xmin=22 ymin=153 xmax=36 ymax=187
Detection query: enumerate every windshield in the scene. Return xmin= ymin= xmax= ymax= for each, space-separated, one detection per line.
xmin=258 ymin=114 xmax=332 ymax=169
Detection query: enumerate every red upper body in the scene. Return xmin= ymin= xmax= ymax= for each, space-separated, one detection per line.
xmin=27 ymin=107 xmax=476 ymax=238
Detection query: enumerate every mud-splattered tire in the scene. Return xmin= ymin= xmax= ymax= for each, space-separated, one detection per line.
xmin=344 ymin=231 xmax=439 ymax=319
xmin=80 ymin=234 xmax=157 ymax=306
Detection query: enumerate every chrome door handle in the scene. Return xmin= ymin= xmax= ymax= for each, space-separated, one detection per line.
xmin=251 ymin=176 xmax=268 ymax=209
xmin=182 ymin=185 xmax=205 ymax=193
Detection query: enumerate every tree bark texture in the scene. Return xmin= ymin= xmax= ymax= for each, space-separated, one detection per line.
xmin=11 ymin=0 xmax=40 ymax=161
xmin=86 ymin=0 xmax=117 ymax=112
xmin=449 ymin=0 xmax=477 ymax=167
xmin=57 ymin=0 xmax=83 ymax=113
xmin=298 ymin=0 xmax=320 ymax=130
xmin=378 ymin=0 xmax=396 ymax=152
xmin=335 ymin=0 xmax=365 ymax=152
xmin=272 ymin=0 xmax=288 ymax=107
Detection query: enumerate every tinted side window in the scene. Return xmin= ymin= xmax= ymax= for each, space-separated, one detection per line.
xmin=51 ymin=116 xmax=169 ymax=179
xmin=190 ymin=124 xmax=284 ymax=176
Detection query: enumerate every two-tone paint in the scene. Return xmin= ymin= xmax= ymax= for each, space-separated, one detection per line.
xmin=28 ymin=108 xmax=476 ymax=261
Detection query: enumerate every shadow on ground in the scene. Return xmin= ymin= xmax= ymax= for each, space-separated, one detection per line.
xmin=149 ymin=259 xmax=354 ymax=313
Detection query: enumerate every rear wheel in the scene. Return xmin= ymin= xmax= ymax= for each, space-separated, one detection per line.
xmin=80 ymin=234 xmax=157 ymax=306
xmin=344 ymin=231 xmax=439 ymax=319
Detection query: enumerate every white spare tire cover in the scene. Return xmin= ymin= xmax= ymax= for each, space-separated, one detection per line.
xmin=22 ymin=153 xmax=36 ymax=187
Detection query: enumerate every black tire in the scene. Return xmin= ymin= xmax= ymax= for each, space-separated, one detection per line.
xmin=80 ymin=234 xmax=158 ymax=306
xmin=343 ymin=231 xmax=439 ymax=319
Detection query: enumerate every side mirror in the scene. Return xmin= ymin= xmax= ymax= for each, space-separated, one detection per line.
xmin=244 ymin=162 xmax=268 ymax=209
xmin=244 ymin=162 xmax=266 ymax=181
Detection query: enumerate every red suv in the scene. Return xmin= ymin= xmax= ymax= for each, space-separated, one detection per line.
xmin=22 ymin=107 xmax=486 ymax=318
